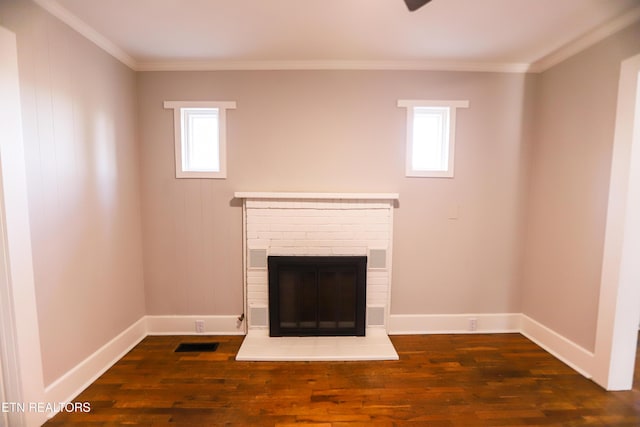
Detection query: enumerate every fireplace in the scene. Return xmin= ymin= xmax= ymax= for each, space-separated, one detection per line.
xmin=268 ymin=256 xmax=367 ymax=337
xmin=234 ymin=192 xmax=399 ymax=361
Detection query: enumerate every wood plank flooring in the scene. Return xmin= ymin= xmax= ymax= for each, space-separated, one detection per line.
xmin=45 ymin=334 xmax=640 ymax=426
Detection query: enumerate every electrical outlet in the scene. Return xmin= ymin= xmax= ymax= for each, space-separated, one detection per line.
xmin=469 ymin=318 xmax=477 ymax=332
xmin=195 ymin=320 xmax=205 ymax=333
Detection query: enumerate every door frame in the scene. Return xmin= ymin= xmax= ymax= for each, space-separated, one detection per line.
xmin=0 ymin=25 xmax=46 ymax=426
xmin=594 ymin=52 xmax=640 ymax=390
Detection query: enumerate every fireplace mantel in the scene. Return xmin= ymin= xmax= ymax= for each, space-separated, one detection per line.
xmin=234 ymin=192 xmax=399 ymax=201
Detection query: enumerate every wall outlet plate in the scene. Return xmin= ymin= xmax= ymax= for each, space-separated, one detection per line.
xmin=195 ymin=320 xmax=205 ymax=333
xmin=469 ymin=318 xmax=477 ymax=332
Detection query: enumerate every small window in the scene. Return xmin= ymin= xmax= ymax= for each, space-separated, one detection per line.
xmin=164 ymin=101 xmax=236 ymax=178
xmin=398 ymin=100 xmax=469 ymax=178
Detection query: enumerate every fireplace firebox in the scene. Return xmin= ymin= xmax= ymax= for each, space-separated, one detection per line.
xmin=268 ymin=256 xmax=367 ymax=337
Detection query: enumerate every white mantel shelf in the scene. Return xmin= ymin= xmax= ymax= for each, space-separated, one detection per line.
xmin=234 ymin=192 xmax=399 ymax=201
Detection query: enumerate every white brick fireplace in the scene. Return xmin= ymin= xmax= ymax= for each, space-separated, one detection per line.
xmin=234 ymin=192 xmax=399 ymax=361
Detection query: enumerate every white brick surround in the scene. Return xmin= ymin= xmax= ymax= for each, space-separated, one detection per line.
xmin=235 ymin=192 xmax=399 ymax=334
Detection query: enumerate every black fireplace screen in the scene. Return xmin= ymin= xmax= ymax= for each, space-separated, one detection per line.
xmin=268 ymin=256 xmax=367 ymax=337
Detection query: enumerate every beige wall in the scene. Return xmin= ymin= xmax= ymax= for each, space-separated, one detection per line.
xmin=138 ymin=70 xmax=533 ymax=317
xmin=0 ymin=0 xmax=146 ymax=385
xmin=521 ymin=22 xmax=640 ymax=351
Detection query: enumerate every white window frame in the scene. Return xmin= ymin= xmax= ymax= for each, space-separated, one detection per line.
xmin=398 ymin=99 xmax=469 ymax=178
xmin=164 ymin=100 xmax=236 ymax=179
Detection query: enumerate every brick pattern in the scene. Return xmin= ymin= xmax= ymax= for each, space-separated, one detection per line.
xmin=242 ymin=198 xmax=394 ymax=330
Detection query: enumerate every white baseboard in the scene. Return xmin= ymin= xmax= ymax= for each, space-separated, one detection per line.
xmin=42 ymin=314 xmax=243 ymax=418
xmin=42 ymin=311 xmax=597 ymax=418
xmin=389 ymin=313 xmax=521 ymax=335
xmin=389 ymin=312 xmax=595 ymax=379
xmin=43 ymin=316 xmax=147 ymax=416
xmin=146 ymin=315 xmax=245 ymax=335
xmin=519 ymin=314 xmax=595 ymax=378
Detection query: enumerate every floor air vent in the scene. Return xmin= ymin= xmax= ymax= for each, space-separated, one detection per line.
xmin=175 ymin=342 xmax=219 ymax=353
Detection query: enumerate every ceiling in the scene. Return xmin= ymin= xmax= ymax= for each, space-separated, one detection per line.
xmin=36 ymin=0 xmax=640 ymax=72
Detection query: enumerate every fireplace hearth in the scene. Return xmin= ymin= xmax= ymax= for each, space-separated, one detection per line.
xmin=268 ymin=256 xmax=367 ymax=337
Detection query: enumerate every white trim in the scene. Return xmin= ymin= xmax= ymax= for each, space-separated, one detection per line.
xmin=0 ymin=359 xmax=6 ymax=427
xmin=146 ymin=315 xmax=245 ymax=336
xmin=388 ymin=313 xmax=521 ymax=335
xmin=0 ymin=26 xmax=46 ymax=427
xmin=164 ymin=101 xmax=237 ymax=110
xmin=32 ymin=0 xmax=137 ymax=70
xmin=397 ymin=100 xmax=470 ymax=109
xmin=529 ymin=5 xmax=640 ymax=73
xmin=28 ymin=312 xmax=618 ymax=412
xmin=137 ymin=59 xmax=531 ymax=73
xmin=164 ymin=101 xmax=236 ymax=179
xmin=234 ymin=192 xmax=399 ymax=201
xmin=398 ymin=100 xmax=469 ymax=178
xmin=41 ymin=314 xmax=242 ymax=419
xmin=29 ymin=0 xmax=640 ymax=74
xmin=520 ymin=315 xmax=595 ymax=379
xmin=43 ymin=317 xmax=147 ymax=417
xmin=0 ymin=146 xmax=23 ymax=425
xmin=593 ymin=52 xmax=640 ymax=390
xmin=389 ymin=313 xmax=596 ymax=380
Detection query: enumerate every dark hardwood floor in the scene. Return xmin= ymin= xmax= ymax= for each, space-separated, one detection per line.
xmin=45 ymin=333 xmax=640 ymax=426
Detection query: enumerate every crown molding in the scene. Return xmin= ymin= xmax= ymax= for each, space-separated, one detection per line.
xmin=34 ymin=0 xmax=529 ymax=74
xmin=33 ymin=0 xmax=137 ymax=70
xmin=135 ymin=59 xmax=531 ymax=73
xmin=529 ymin=4 xmax=640 ymax=73
xmin=33 ymin=0 xmax=640 ymax=75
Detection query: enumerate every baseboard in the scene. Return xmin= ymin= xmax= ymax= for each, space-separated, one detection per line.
xmin=43 ymin=316 xmax=147 ymax=414
xmin=146 ymin=315 xmax=245 ymax=335
xmin=389 ymin=312 xmax=595 ymax=378
xmin=40 ymin=311 xmax=597 ymax=418
xmin=42 ymin=314 xmax=243 ymax=418
xmin=519 ymin=314 xmax=595 ymax=378
xmin=388 ymin=313 xmax=521 ymax=335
